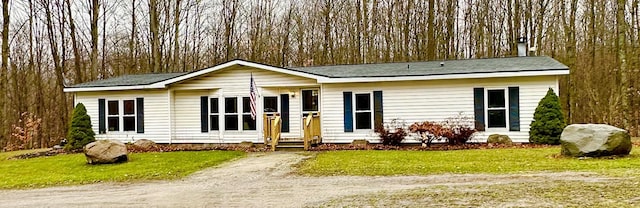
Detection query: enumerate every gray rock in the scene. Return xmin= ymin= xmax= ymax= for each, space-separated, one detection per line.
xmin=560 ymin=124 xmax=631 ymax=157
xmin=239 ymin=141 xmax=254 ymax=148
xmin=84 ymin=140 xmax=128 ymax=164
xmin=133 ymin=139 xmax=156 ymax=148
xmin=351 ymin=139 xmax=370 ymax=147
xmin=487 ymin=134 xmax=513 ymax=146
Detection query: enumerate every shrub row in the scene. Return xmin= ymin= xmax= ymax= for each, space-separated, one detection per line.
xmin=375 ymin=113 xmax=477 ymax=146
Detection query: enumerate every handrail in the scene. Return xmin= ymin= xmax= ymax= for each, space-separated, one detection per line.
xmin=303 ymin=112 xmax=321 ymax=150
xmin=263 ymin=113 xmax=282 ymax=151
xmin=270 ymin=116 xmax=281 ymax=151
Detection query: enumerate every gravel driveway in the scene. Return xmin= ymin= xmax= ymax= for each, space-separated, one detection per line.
xmin=0 ymin=152 xmax=604 ymax=207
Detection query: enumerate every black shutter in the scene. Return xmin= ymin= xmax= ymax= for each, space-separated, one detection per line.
xmin=136 ymin=98 xmax=144 ymax=133
xmin=343 ymin=92 xmax=353 ymax=132
xmin=280 ymin=94 xmax=290 ymax=132
xmin=508 ymin=87 xmax=520 ymax=131
xmin=98 ymin=99 xmax=106 ymax=134
xmin=473 ymin=88 xmax=485 ymax=131
xmin=200 ymin=96 xmax=208 ymax=133
xmin=373 ymin=91 xmax=383 ymax=129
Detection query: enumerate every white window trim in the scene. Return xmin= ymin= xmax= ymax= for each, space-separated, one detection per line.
xmin=223 ymin=97 xmax=240 ymax=131
xmin=263 ymin=95 xmax=280 ymax=116
xmin=106 ymin=99 xmax=137 ymax=133
xmin=209 ymin=97 xmax=220 ymax=131
xmin=301 ymin=88 xmax=320 ymax=116
xmin=122 ymin=99 xmax=137 ymax=132
xmin=354 ymin=92 xmax=373 ymax=130
xmin=241 ymin=96 xmax=257 ymax=131
xmin=107 ymin=100 xmax=119 ymax=132
xmin=485 ymin=88 xmax=509 ymax=131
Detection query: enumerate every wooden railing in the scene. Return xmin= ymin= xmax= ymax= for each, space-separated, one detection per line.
xmin=303 ymin=112 xmax=321 ymax=150
xmin=263 ymin=113 xmax=281 ymax=151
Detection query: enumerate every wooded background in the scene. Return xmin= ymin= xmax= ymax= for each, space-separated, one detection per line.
xmin=0 ymin=0 xmax=638 ymax=150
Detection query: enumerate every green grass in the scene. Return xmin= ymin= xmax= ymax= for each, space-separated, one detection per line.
xmin=298 ymin=147 xmax=640 ymax=176
xmin=316 ymin=181 xmax=640 ymax=207
xmin=0 ymin=151 xmax=244 ymax=189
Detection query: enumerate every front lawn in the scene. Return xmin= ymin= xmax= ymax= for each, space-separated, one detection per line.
xmin=0 ymin=151 xmax=244 ymax=189
xmin=298 ymin=147 xmax=640 ymax=176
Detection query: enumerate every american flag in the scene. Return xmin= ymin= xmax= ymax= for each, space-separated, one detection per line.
xmin=250 ymin=73 xmax=257 ymax=120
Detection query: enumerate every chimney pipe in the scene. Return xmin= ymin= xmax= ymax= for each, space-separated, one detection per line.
xmin=517 ymin=37 xmax=527 ymax=57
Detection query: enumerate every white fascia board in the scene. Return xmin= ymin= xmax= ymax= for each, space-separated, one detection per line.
xmin=63 ymin=85 xmax=165 ymax=92
xmin=155 ymin=60 xmax=325 ymax=86
xmin=239 ymin=61 xmax=326 ymax=80
xmin=317 ymin=69 xmax=569 ymax=83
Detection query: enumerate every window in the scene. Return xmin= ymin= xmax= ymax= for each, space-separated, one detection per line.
xmin=242 ymin=97 xmax=256 ymax=130
xmin=107 ymin=101 xmax=119 ymax=131
xmin=123 ymin=100 xmax=136 ymax=131
xmin=487 ymin=89 xmax=507 ymax=128
xmin=263 ymin=96 xmax=278 ymax=115
xmin=355 ymin=93 xmax=372 ymax=129
xmin=210 ymin=98 xmax=219 ymax=130
xmin=225 ymin=97 xmax=238 ymax=130
xmin=302 ymin=89 xmax=319 ymax=112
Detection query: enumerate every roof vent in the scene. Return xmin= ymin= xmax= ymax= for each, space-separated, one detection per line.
xmin=517 ymin=37 xmax=527 ymax=57
xmin=440 ymin=62 xmax=444 ymax=67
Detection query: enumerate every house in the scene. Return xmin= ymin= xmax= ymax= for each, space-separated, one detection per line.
xmin=63 ymin=56 xmax=569 ymax=145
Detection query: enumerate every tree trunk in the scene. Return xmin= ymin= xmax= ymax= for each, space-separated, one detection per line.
xmin=90 ymin=0 xmax=100 ymax=78
xmin=43 ymin=0 xmax=68 ymax=138
xmin=172 ymin=0 xmax=181 ymax=72
xmin=1 ymin=0 xmax=9 ymax=147
xmin=617 ymin=0 xmax=630 ymax=129
xmin=149 ymin=0 xmax=161 ymax=72
xmin=66 ymin=0 xmax=84 ymax=83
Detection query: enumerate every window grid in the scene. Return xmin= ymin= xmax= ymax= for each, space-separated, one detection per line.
xmin=486 ymin=89 xmax=507 ymax=128
xmin=210 ymin=98 xmax=219 ymax=131
xmin=224 ymin=97 xmax=239 ymax=131
xmin=107 ymin=100 xmax=119 ymax=131
xmin=122 ymin=100 xmax=136 ymax=131
xmin=354 ymin=93 xmax=372 ymax=130
xmin=242 ymin=97 xmax=256 ymax=130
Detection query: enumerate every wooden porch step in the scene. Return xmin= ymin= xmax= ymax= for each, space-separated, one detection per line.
xmin=279 ymin=137 xmax=304 ymax=142
xmin=275 ymin=138 xmax=305 ymax=151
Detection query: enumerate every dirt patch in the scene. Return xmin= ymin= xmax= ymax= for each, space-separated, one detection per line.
xmin=0 ymin=152 xmax=610 ymax=207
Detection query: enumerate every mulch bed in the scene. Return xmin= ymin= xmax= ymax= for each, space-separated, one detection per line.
xmin=125 ymin=143 xmax=270 ymax=153
xmin=10 ymin=141 xmax=640 ymax=160
xmin=9 ymin=149 xmax=67 ymax=160
xmin=309 ymin=143 xmax=555 ymax=151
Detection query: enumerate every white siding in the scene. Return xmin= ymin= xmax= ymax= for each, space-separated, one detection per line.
xmin=171 ymin=65 xmax=318 ymax=90
xmin=74 ymin=90 xmax=171 ymax=143
xmin=171 ymin=90 xmax=220 ymax=142
xmin=320 ymin=76 xmax=560 ymax=143
xmin=169 ymin=65 xmax=318 ymax=143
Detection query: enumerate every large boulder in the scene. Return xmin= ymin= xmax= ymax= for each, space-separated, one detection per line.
xmin=560 ymin=124 xmax=632 ymax=157
xmin=487 ymin=134 xmax=513 ymax=146
xmin=84 ymin=140 xmax=128 ymax=164
xmin=133 ymin=139 xmax=156 ymax=148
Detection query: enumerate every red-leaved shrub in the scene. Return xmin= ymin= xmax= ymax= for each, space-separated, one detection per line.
xmin=375 ymin=119 xmax=408 ymax=146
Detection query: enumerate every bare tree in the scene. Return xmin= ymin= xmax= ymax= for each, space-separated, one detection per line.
xmin=149 ymin=0 xmax=161 ymax=72
xmin=1 ymin=0 xmax=9 ymax=147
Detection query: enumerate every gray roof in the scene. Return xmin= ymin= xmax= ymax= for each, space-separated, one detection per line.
xmin=290 ymin=56 xmax=568 ymax=78
xmin=67 ymin=72 xmax=188 ymax=88
xmin=67 ymin=56 xmax=567 ymax=88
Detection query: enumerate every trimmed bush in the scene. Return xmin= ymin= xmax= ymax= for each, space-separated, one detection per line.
xmin=409 ymin=121 xmax=450 ymax=147
xmin=441 ymin=113 xmax=477 ymax=145
xmin=65 ymin=103 xmax=96 ymax=151
xmin=529 ymin=88 xmax=566 ymax=145
xmin=375 ymin=119 xmax=408 ymax=146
